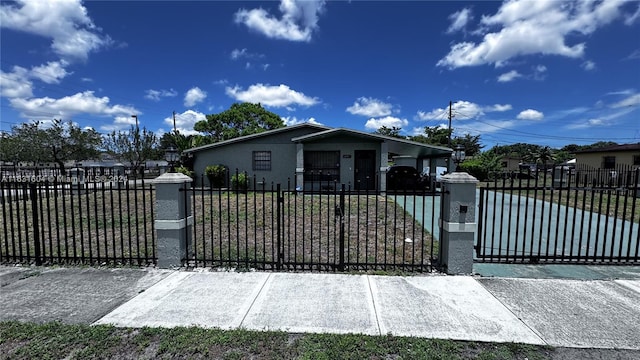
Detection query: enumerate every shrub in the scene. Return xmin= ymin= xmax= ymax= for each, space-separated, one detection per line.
xmin=205 ymin=164 xmax=226 ymax=188
xmin=459 ymin=159 xmax=487 ymax=181
xmin=231 ymin=172 xmax=249 ymax=192
xmin=175 ymin=166 xmax=194 ymax=179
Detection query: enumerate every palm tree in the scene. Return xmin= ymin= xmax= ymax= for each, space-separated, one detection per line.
xmin=535 ymin=146 xmax=554 ymax=173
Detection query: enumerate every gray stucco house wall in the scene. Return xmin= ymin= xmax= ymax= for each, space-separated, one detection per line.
xmin=186 ymin=124 xmax=329 ymax=187
xmin=184 ymin=123 xmax=453 ymax=192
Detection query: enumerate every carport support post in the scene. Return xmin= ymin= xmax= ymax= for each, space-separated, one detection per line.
xmin=295 ymin=143 xmax=304 ymax=190
xmin=153 ymin=172 xmax=193 ymax=268
xmin=438 ymin=172 xmax=478 ymax=275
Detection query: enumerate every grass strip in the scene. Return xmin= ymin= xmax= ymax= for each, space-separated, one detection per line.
xmin=0 ymin=321 xmax=554 ymax=360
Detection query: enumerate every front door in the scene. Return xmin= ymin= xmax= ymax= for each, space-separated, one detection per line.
xmin=354 ymin=150 xmax=376 ymax=191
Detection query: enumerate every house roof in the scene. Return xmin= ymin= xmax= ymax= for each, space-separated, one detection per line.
xmin=575 ymin=143 xmax=640 ymax=154
xmin=291 ymin=128 xmax=452 ymax=158
xmin=184 ymin=124 xmax=452 ymax=159
xmin=183 ymin=123 xmax=330 ymax=153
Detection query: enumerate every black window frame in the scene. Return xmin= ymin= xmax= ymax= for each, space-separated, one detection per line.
xmin=252 ymin=151 xmax=272 ymax=171
xmin=603 ymin=156 xmax=616 ymax=169
xmin=304 ymin=151 xmax=340 ymax=183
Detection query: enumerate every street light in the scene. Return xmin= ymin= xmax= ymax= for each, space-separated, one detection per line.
xmin=165 ymin=146 xmax=179 ymax=172
xmin=452 ymin=145 xmax=466 ymax=172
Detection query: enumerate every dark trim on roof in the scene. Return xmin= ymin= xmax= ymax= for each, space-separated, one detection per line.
xmin=575 ymin=143 xmax=640 ymax=154
xmin=291 ymin=127 xmax=452 ymax=152
xmin=183 ymin=123 xmax=330 ymax=153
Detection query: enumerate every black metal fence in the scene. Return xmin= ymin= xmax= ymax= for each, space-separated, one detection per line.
xmin=0 ymin=171 xmax=156 ymax=266
xmin=476 ymin=167 xmax=640 ymax=264
xmin=183 ymin=173 xmax=441 ymax=272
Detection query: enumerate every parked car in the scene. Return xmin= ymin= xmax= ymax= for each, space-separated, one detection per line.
xmin=387 ymin=166 xmax=429 ymax=191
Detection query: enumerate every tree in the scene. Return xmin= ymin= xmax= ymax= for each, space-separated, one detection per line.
xmin=103 ymin=125 xmax=159 ymax=176
xmin=0 ymin=119 xmax=102 ymax=175
xmin=421 ymin=126 xmax=453 ymax=147
xmin=194 ymin=103 xmax=284 ymax=142
xmin=374 ymin=126 xmax=405 ymax=139
xmin=452 ymin=134 xmax=484 ymax=157
xmin=586 ymin=141 xmax=618 ymax=150
xmin=534 ymin=146 xmax=555 ymax=171
xmin=459 ymin=151 xmax=502 ymax=180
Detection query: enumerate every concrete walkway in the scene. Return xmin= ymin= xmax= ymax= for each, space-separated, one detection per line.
xmin=1 ymin=265 xmax=639 ymax=350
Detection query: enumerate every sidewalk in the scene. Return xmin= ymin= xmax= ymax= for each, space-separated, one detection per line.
xmin=1 ymin=265 xmax=639 ymax=350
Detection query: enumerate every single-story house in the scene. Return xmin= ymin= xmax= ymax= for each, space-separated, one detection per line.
xmin=500 ymin=156 xmax=521 ymax=172
xmin=575 ymin=143 xmax=640 ymax=170
xmin=184 ymin=123 xmax=452 ymax=192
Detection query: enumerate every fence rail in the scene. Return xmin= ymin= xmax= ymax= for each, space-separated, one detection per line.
xmin=476 ymin=168 xmax=640 ymax=264
xmin=0 ymin=176 xmax=156 ymax=266
xmin=183 ymin=174 xmax=440 ymax=272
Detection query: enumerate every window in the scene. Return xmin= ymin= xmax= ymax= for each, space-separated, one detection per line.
xmin=603 ymin=156 xmax=615 ymax=169
xmin=304 ymin=151 xmax=340 ymax=182
xmin=634 ymin=155 xmax=640 ymax=166
xmin=253 ymin=151 xmax=271 ymax=171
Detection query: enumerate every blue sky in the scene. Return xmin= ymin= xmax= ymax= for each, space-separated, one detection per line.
xmin=1 ymin=0 xmax=639 ymax=150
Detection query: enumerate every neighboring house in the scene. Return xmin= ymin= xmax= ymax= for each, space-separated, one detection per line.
xmin=575 ymin=143 xmax=640 ymax=170
xmin=500 ymin=156 xmax=521 ymax=172
xmin=184 ymin=123 xmax=452 ymax=192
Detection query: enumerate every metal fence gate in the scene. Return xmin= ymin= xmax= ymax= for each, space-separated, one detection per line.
xmin=183 ymin=176 xmax=441 ymax=272
xmin=0 ymin=177 xmax=156 ymax=266
xmin=476 ymin=168 xmax=640 ymax=264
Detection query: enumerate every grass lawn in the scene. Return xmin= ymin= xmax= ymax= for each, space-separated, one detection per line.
xmin=0 ymin=321 xmax=555 ymax=360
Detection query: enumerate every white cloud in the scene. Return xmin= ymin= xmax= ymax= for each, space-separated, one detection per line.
xmin=164 ymin=110 xmax=206 ymax=135
xmin=225 ymin=83 xmax=319 ymax=107
xmin=234 ymin=0 xmax=325 ymax=42
xmin=8 ymin=91 xmax=138 ymax=125
xmin=364 ymin=116 xmax=408 ymax=131
xmin=0 ymin=0 xmax=112 ymax=61
xmin=30 ymin=61 xmax=70 ymax=84
xmin=516 ymin=109 xmax=544 ymax=120
xmin=610 ymin=93 xmax=640 ymax=108
xmin=346 ymin=97 xmax=393 ymax=117
xmin=447 ymin=8 xmax=473 ymax=34
xmin=1 ymin=61 xmax=72 ymax=98
xmin=486 ymin=104 xmax=513 ymax=112
xmin=625 ymin=4 xmax=640 ymax=25
xmin=145 ymin=88 xmax=178 ymax=101
xmin=497 ymin=70 xmax=522 ymax=82
xmin=438 ymin=0 xmax=630 ymax=69
xmin=566 ymin=118 xmax=605 ymax=130
xmin=281 ymin=116 xmax=322 ymax=126
xmin=0 ymin=67 xmax=33 ymax=98
xmin=417 ymin=101 xmax=511 ymax=120
xmin=231 ymin=48 xmax=248 ymax=59
xmin=184 ymin=87 xmax=207 ymax=107
xmin=581 ymin=60 xmax=596 ymax=71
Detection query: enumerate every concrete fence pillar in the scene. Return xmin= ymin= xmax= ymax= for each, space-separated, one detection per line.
xmin=438 ymin=172 xmax=478 ymax=275
xmin=153 ymin=172 xmax=193 ymax=268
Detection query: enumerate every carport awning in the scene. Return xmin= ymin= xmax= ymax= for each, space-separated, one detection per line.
xmin=291 ymin=128 xmax=452 ymax=159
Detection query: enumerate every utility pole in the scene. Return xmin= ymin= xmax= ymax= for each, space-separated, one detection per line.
xmin=449 ymin=101 xmax=453 ymax=147
xmin=448 ymin=101 xmax=454 ymax=173
xmin=448 ymin=100 xmax=453 ymax=147
xmin=172 ymin=111 xmax=177 ymax=134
